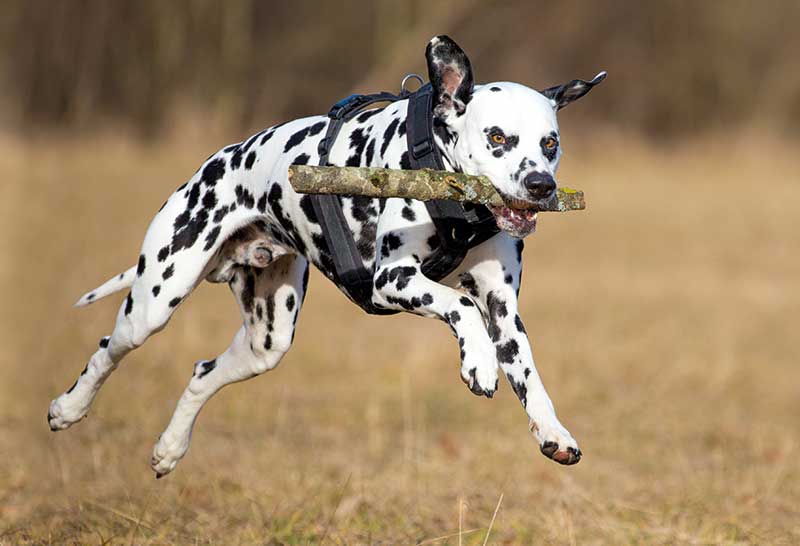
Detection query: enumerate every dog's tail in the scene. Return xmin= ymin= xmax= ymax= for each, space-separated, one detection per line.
xmin=74 ymin=266 xmax=137 ymax=307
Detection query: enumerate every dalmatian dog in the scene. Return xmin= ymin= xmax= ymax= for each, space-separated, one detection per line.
xmin=48 ymin=35 xmax=605 ymax=477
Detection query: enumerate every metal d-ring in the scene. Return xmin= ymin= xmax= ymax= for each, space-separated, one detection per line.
xmin=400 ymin=73 xmax=424 ymax=94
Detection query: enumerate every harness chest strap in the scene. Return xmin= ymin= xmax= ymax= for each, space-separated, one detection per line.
xmin=309 ymin=83 xmax=499 ymax=315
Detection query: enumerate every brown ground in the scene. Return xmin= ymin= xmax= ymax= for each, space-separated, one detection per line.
xmin=1 ymin=130 xmax=798 ymax=545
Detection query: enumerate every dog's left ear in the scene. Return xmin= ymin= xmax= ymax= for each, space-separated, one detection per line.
xmin=426 ymin=35 xmax=474 ymax=118
xmin=541 ymin=71 xmax=607 ymax=110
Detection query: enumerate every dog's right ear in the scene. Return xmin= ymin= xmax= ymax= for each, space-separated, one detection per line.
xmin=426 ymin=35 xmax=474 ymax=118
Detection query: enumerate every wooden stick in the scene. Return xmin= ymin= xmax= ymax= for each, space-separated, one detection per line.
xmin=288 ymin=165 xmax=585 ymax=212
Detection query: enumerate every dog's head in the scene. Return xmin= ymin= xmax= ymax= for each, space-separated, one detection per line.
xmin=426 ymin=35 xmax=606 ymax=238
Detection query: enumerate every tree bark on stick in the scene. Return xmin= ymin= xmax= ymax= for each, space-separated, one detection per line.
xmin=288 ymin=165 xmax=585 ymax=212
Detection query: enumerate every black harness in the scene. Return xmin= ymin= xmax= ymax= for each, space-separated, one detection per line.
xmin=311 ymin=79 xmax=499 ymax=315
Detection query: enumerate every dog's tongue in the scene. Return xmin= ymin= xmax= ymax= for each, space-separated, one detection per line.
xmin=490 ymin=206 xmax=538 ymax=239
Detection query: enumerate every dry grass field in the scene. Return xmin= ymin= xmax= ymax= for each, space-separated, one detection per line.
xmin=1 ymin=129 xmax=798 ymax=544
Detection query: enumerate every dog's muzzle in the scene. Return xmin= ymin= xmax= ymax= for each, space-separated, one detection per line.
xmin=489 ymin=173 xmax=558 ymax=239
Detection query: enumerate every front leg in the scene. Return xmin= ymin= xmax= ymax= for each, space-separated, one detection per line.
xmin=372 ymin=258 xmax=498 ymax=396
xmin=451 ymin=233 xmax=581 ymax=465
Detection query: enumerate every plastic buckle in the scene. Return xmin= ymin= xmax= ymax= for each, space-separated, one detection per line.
xmin=411 ymin=139 xmax=433 ymax=159
xmin=328 ymin=94 xmax=363 ymax=120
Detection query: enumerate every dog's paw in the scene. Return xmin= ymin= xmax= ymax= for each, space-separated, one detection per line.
xmin=47 ymin=395 xmax=89 ymax=431
xmin=460 ymin=362 xmax=499 ymax=398
xmin=150 ymin=433 xmax=190 ymax=479
xmin=530 ymin=419 xmax=581 ymax=465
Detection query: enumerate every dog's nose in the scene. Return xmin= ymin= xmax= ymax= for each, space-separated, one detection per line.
xmin=523 ymin=172 xmax=556 ymax=200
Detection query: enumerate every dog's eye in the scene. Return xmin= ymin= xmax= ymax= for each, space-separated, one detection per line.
xmin=491 ymin=133 xmax=506 ymax=145
xmin=544 ymin=136 xmax=558 ymax=150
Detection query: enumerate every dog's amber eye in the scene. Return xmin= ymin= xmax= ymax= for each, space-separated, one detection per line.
xmin=544 ymin=137 xmax=557 ymax=150
xmin=491 ymin=133 xmax=506 ymax=145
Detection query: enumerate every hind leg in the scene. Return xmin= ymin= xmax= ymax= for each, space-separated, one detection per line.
xmin=48 ymin=182 xmax=256 ymax=431
xmin=48 ymin=250 xmax=210 ymax=430
xmin=151 ymin=254 xmax=308 ymax=477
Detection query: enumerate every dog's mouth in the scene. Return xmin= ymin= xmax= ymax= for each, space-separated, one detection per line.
xmin=489 ymin=196 xmax=549 ymax=239
xmin=490 ymin=205 xmax=538 ymax=239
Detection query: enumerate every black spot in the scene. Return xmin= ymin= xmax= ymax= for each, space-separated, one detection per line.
xmin=459 ymin=273 xmax=479 ymax=297
xmin=299 ymin=195 xmax=319 ymax=224
xmin=365 ymin=139 xmax=376 ymax=165
xmin=388 ymin=265 xmax=417 ymax=290
xmin=398 ymin=120 xmax=407 ymax=136
xmin=284 ymin=121 xmax=326 ymax=153
xmin=356 ymin=109 xmax=382 ymax=123
xmin=515 ymin=314 xmax=526 ymax=333
xmin=264 ymin=334 xmax=272 ymax=350
xmin=245 ymin=151 xmax=257 ymax=170
xmin=242 ymin=131 xmax=266 ymax=153
xmin=197 ymin=359 xmax=217 ymax=379
xmin=541 ymin=132 xmax=559 ymax=162
xmin=507 ymin=373 xmax=527 ymax=407
xmin=162 ymin=264 xmax=175 ymax=280
xmin=204 ymin=225 xmax=221 ymax=251
xmin=186 ymin=183 xmax=201 ymax=210
xmin=515 ymin=240 xmax=524 ymax=262
xmin=490 ymin=86 xmax=502 ymax=92
xmin=241 ymin=271 xmax=256 ymax=314
xmin=260 ymin=130 xmax=275 ymax=145
xmin=152 ymin=285 xmax=161 ymax=297
xmin=99 ymin=337 xmax=110 ymax=348
xmin=496 ymin=339 xmax=520 ymax=364
xmin=381 ymin=118 xmax=399 ymax=156
xmin=292 ymin=153 xmax=311 ymax=165
xmin=524 ymin=368 xmax=531 ymax=379
xmin=202 ymin=190 xmax=217 ymax=210
xmin=255 ymin=302 xmax=264 ymax=321
xmin=235 ymin=185 xmax=256 ymax=208
xmin=266 ymin=295 xmax=275 ymax=331
xmin=399 ymin=151 xmax=411 ymax=169
xmin=157 ymin=246 xmax=170 ymax=262
xmin=345 ymin=128 xmax=369 ymax=166
xmin=380 ymin=232 xmax=403 ymax=259
xmin=87 ymin=293 xmax=95 ymax=301
xmin=487 ymin=291 xmax=508 ymax=342
xmin=484 ymin=126 xmax=519 ymax=156
xmin=136 ymin=255 xmax=146 ymax=276
xmin=257 ymin=193 xmax=268 ymax=213
xmin=459 ymin=296 xmax=474 ymax=307
xmin=171 ymin=209 xmax=210 ymax=254
xmin=173 ymin=210 xmax=190 ymax=230
xmin=169 ymin=297 xmax=182 ymax=308
xmin=230 ymin=148 xmax=243 ymax=169
xmin=307 ymin=120 xmax=327 ymax=136
xmin=124 ymin=293 xmax=133 ymax=315
xmin=449 ymin=310 xmax=461 ymax=324
xmin=401 ymin=206 xmax=416 ymax=222
xmin=213 ymin=205 xmax=230 ymax=223
xmin=421 ymin=293 xmax=433 ymax=306
xmin=201 ymin=158 xmax=226 ymax=186
xmin=286 ymin=293 xmax=296 ymax=312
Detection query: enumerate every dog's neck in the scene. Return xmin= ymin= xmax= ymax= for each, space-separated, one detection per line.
xmin=432 ymin=115 xmax=463 ymax=173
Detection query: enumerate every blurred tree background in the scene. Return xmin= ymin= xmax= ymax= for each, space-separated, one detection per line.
xmin=1 ymin=0 xmax=798 ymax=139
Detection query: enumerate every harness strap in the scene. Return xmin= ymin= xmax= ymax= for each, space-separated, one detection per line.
xmin=406 ymin=85 xmax=500 ymax=282
xmin=313 ymin=91 xmax=406 ymax=315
